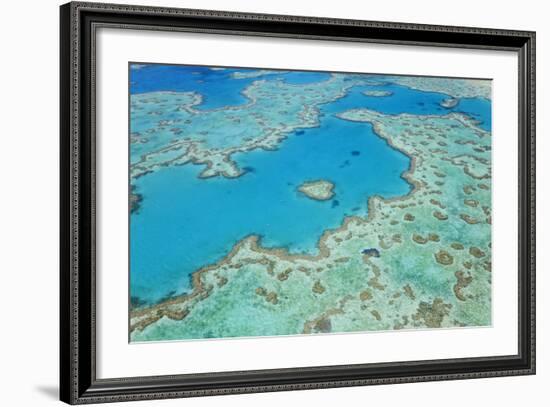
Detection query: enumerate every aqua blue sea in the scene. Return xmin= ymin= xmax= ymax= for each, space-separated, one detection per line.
xmin=130 ymin=64 xmax=331 ymax=110
xmin=130 ymin=65 xmax=491 ymax=304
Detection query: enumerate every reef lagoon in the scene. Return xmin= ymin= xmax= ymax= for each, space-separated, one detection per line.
xmin=129 ymin=64 xmax=492 ymax=341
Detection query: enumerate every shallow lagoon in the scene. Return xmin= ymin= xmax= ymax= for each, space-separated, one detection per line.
xmin=131 ymin=113 xmax=411 ymax=303
xmin=130 ymin=66 xmax=491 ymax=305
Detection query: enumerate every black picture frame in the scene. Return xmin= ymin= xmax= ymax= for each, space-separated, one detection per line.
xmin=60 ymin=1 xmax=536 ymax=404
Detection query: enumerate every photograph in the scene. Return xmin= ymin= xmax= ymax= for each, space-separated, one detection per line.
xmin=128 ymin=64 xmax=493 ymax=342
xmin=50 ymin=1 xmax=538 ymax=404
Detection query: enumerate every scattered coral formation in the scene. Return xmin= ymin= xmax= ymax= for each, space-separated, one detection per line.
xmin=298 ymin=180 xmax=336 ymax=201
xmin=363 ymin=90 xmax=393 ymax=97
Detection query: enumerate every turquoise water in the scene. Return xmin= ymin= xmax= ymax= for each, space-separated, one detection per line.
xmin=130 ymin=65 xmax=331 ymax=110
xmin=326 ymin=83 xmax=491 ymax=131
xmin=130 ymin=65 xmax=491 ymax=130
xmin=130 ymin=65 xmax=491 ymax=305
xmin=131 ymin=65 xmax=253 ymax=109
xmin=131 ymin=114 xmax=411 ymax=303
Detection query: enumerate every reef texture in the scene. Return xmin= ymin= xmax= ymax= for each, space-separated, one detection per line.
xmin=129 ymin=74 xmax=371 ymax=181
xmin=298 ymin=180 xmax=336 ymax=201
xmin=231 ymin=69 xmax=289 ymax=79
xmin=130 ymin=94 xmax=492 ymax=341
xmin=386 ymin=76 xmax=492 ymax=100
xmin=441 ymin=98 xmax=459 ymax=108
xmin=363 ymin=90 xmax=393 ymax=97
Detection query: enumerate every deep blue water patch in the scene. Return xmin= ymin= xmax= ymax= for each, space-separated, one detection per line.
xmin=362 ymin=248 xmax=380 ymax=257
xmin=453 ymin=97 xmax=492 ymax=131
xmin=323 ymin=83 xmax=491 ymax=131
xmin=131 ymin=64 xmax=280 ymax=110
xmin=279 ymin=71 xmax=331 ymax=85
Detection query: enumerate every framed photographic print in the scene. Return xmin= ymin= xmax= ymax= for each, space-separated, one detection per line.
xmin=60 ymin=1 xmax=536 ymax=404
